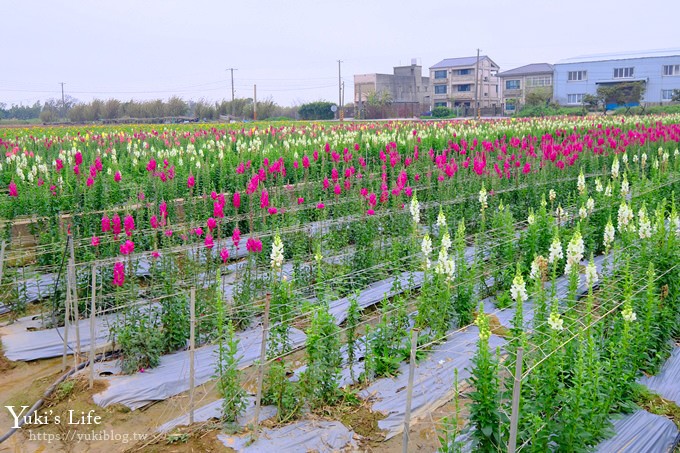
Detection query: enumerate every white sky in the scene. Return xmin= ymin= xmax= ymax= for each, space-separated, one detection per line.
xmin=2 ymin=0 xmax=679 ymax=107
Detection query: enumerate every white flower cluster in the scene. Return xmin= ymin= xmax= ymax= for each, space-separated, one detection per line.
xmin=548 ymin=311 xmax=564 ymax=331
xmin=440 ymin=231 xmax=452 ymax=251
xmin=434 ymin=247 xmax=455 ymax=281
xmin=579 ymin=205 xmax=588 ymax=220
xmin=585 ymin=259 xmax=598 ymax=288
xmin=577 ymin=170 xmax=586 ymax=195
xmin=436 ymin=208 xmax=447 ymax=228
xmin=270 ymin=234 xmax=284 ymax=269
xmin=620 ymin=175 xmax=629 ymax=197
xmin=548 ymin=236 xmax=563 ymax=264
xmin=527 ymin=210 xmax=535 ymax=226
xmin=671 ymin=212 xmax=680 ymax=237
xmin=410 ymin=194 xmax=420 ymax=225
xmin=621 ymin=306 xmax=637 ymax=322
xmin=641 ymin=152 xmax=648 ymax=169
xmin=586 ymin=197 xmax=595 ymax=214
xmin=529 ymin=255 xmax=544 ymax=281
xmin=622 ymin=153 xmax=628 ymax=164
xmin=555 ymin=205 xmax=565 ymax=219
xmin=638 ymin=206 xmax=652 ymax=239
xmin=478 ymin=185 xmax=488 ymax=210
xmin=603 ymin=220 xmax=616 ymax=249
xmin=611 ymin=156 xmax=620 ymax=179
xmin=421 ymin=234 xmax=433 ymax=269
xmin=605 ymin=182 xmax=612 ymax=197
xmin=564 ymin=231 xmax=584 ymax=275
xmin=549 ymin=189 xmax=556 ymax=203
xmin=595 ymin=178 xmax=603 ymax=193
xmin=617 ymin=202 xmax=634 ymax=233
xmin=510 ymin=272 xmax=528 ymax=303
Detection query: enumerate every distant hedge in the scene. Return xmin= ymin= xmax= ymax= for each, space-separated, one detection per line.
xmin=298 ymin=101 xmax=335 ymax=120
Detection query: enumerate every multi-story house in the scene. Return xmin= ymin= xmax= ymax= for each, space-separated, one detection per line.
xmin=553 ymin=49 xmax=680 ymax=107
xmin=354 ymin=62 xmax=430 ymax=108
xmin=429 ymin=56 xmax=500 ymax=110
xmin=497 ymin=63 xmax=553 ymax=113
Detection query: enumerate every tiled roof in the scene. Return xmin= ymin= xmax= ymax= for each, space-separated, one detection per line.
xmin=497 ymin=63 xmax=553 ymax=77
xmin=430 ymin=56 xmax=497 ymax=69
xmin=557 ymin=48 xmax=680 ymax=64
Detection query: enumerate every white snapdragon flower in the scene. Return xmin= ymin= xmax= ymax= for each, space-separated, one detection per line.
xmin=564 ymin=231 xmax=584 ymax=275
xmin=621 ymin=306 xmax=637 ymax=322
xmin=617 ymin=202 xmax=634 ymax=233
xmin=478 ymin=185 xmax=488 ymax=210
xmin=555 ymin=205 xmax=565 ymax=219
xmin=595 ymin=178 xmax=603 ymax=193
xmin=510 ymin=272 xmax=528 ymax=303
xmin=622 ymin=153 xmax=628 ymax=164
xmin=548 ymin=312 xmax=564 ymax=331
xmin=548 ymin=236 xmax=563 ymax=264
xmin=440 ymin=231 xmax=452 ymax=252
xmin=577 ymin=170 xmax=586 ymax=195
xmin=436 ymin=208 xmax=447 ymax=228
xmin=421 ymin=234 xmax=432 ymax=269
xmin=611 ymin=156 xmax=620 ymax=179
xmin=638 ymin=206 xmax=652 ymax=239
xmin=603 ymin=220 xmax=616 ymax=249
xmin=620 ymin=175 xmax=629 ymax=197
xmin=527 ymin=212 xmax=535 ymax=226
xmin=579 ymin=205 xmax=587 ymax=220
xmin=586 ymin=197 xmax=595 ymax=213
xmin=549 ymin=189 xmax=556 ymax=203
xmin=409 ymin=194 xmax=420 ymax=225
xmin=270 ymin=234 xmax=284 ymax=269
xmin=605 ymin=182 xmax=612 ymax=197
xmin=434 ymin=248 xmax=455 ymax=281
xmin=585 ymin=259 xmax=598 ymax=288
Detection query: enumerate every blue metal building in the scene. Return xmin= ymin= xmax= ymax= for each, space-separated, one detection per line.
xmin=553 ymin=49 xmax=680 ymax=107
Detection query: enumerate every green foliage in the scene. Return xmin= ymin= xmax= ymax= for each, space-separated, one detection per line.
xmin=432 ymin=106 xmax=454 ymax=118
xmin=263 ymin=359 xmax=302 ymax=423
xmin=345 ymin=293 xmax=361 ymax=382
xmin=216 ymin=319 xmax=247 ymax=425
xmin=525 ymin=88 xmax=551 ymax=107
xmin=267 ymin=278 xmax=296 ymax=358
xmin=160 ymin=294 xmax=189 ymax=353
xmin=597 ymin=81 xmax=646 ymax=111
xmin=115 ymin=309 xmax=164 ymax=374
xmin=364 ymin=297 xmax=409 ymax=380
xmin=301 ymin=303 xmax=343 ymax=408
xmin=298 ymin=101 xmax=335 ymax=120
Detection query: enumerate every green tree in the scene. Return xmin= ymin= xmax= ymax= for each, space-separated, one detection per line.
xmin=596 ymin=81 xmax=646 ymax=113
xmin=525 ymin=87 xmax=551 ymax=107
xmin=298 ymin=101 xmax=335 ymax=120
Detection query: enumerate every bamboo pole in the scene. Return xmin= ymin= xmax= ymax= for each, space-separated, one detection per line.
xmin=253 ymin=293 xmax=271 ymax=432
xmin=402 ymin=328 xmax=419 ymax=453
xmin=189 ymin=287 xmax=196 ymax=425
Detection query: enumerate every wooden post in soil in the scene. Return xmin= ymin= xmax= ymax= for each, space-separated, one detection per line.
xmin=508 ymin=347 xmax=524 ymax=453
xmin=68 ymin=234 xmax=81 ymax=368
xmin=402 ymin=328 xmax=419 ymax=453
xmin=89 ymin=264 xmax=97 ymax=389
xmin=62 ymin=236 xmax=72 ymax=371
xmin=253 ymin=293 xmax=271 ymax=433
xmin=189 ymin=287 xmax=196 ymax=425
xmin=0 ymin=240 xmax=6 ymax=287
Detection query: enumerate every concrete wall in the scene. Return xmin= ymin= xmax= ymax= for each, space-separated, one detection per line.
xmin=554 ymin=55 xmax=680 ymax=105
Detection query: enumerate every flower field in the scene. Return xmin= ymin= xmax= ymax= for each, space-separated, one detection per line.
xmin=1 ymin=116 xmax=680 ymax=451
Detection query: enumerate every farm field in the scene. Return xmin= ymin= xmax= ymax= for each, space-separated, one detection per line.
xmin=1 ymin=116 xmax=680 ymax=452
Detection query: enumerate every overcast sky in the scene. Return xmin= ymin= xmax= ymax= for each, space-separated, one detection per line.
xmin=2 ymin=0 xmax=679 ymax=108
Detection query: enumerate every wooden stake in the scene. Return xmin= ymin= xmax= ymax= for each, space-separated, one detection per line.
xmin=402 ymin=328 xmax=419 ymax=453
xmin=189 ymin=287 xmax=196 ymax=425
xmin=253 ymin=293 xmax=271 ymax=431
xmin=508 ymin=347 xmax=524 ymax=453
xmin=89 ymin=264 xmax=96 ymax=389
xmin=68 ymin=235 xmax=81 ymax=368
xmin=0 ymin=240 xmax=6 ymax=287
xmin=62 ymin=236 xmax=71 ymax=372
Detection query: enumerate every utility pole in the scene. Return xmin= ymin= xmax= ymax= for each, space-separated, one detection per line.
xmin=226 ymin=68 xmax=237 ymax=101
xmin=341 ymin=81 xmax=345 ymax=120
xmin=474 ymin=49 xmax=481 ymax=119
xmin=337 ymin=59 xmax=342 ymax=121
xmin=60 ymin=82 xmax=66 ymax=117
xmin=253 ymin=84 xmax=257 ymax=121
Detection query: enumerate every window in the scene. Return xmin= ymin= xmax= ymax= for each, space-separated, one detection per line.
xmin=526 ymin=76 xmax=552 ymax=87
xmin=663 ymin=65 xmax=680 ymax=76
xmin=505 ymin=80 xmax=520 ymax=90
xmin=506 ymin=103 xmax=516 ymax=111
xmin=568 ymin=71 xmax=587 ymax=81
xmin=662 ymin=89 xmax=676 ymax=101
xmin=457 ymin=69 xmax=471 ymax=75
xmin=434 ymin=85 xmax=447 ymax=94
xmin=457 ymin=84 xmax=471 ymax=92
xmin=434 ymin=102 xmax=447 ymax=107
xmin=434 ymin=70 xmax=447 ymax=79
xmin=567 ymin=93 xmax=585 ymax=104
xmin=613 ymin=67 xmax=634 ymax=78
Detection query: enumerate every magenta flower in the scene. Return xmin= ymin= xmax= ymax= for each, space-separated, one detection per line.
xmin=91 ymin=236 xmax=100 ymax=247
xmin=146 ymin=159 xmax=157 ymax=172
xmin=211 ymin=191 xmax=218 ymax=200
xmin=151 ymin=251 xmax=161 ymax=259
xmin=113 ymin=262 xmax=125 ymax=286
xmin=73 ymin=165 xmax=80 ymax=176
xmin=302 ymin=155 xmax=310 ymax=168
xmin=214 ymin=201 xmax=224 ymax=219
xmin=86 ymin=177 xmax=94 ymax=187
xmin=317 ymin=202 xmax=325 ymax=210
xmin=120 ymin=240 xmax=135 ymax=255
xmin=194 ymin=227 xmax=204 ymax=237
xmin=367 ymin=209 xmax=375 ymax=216
xmin=75 ymin=152 xmax=83 ymax=166
xmin=204 ymin=234 xmax=214 ymax=249
xmin=207 ymin=217 xmax=217 ymax=231
xmin=164 ymin=229 xmax=173 ymax=237
xmin=159 ymin=201 xmax=168 ymax=218
xmin=114 ymin=171 xmax=121 ymax=182
xmin=112 ymin=214 xmax=122 ymax=237
xmin=150 ymin=215 xmax=159 ymax=229
xmin=101 ymin=215 xmax=111 ymax=233
xmin=297 ymin=197 xmax=304 ymax=205
xmin=55 ymin=159 xmax=64 ymax=171
xmin=268 ymin=207 xmax=278 ymax=215
xmin=233 ymin=191 xmax=241 ymax=209
xmin=187 ymin=175 xmax=195 ymax=188
xmin=232 ymin=228 xmax=241 ymax=249
xmin=334 ymin=184 xmax=341 ymax=195
xmin=246 ymin=237 xmax=263 ymax=253
xmin=124 ymin=215 xmax=135 ymax=236
xmin=220 ymin=247 xmax=229 ymax=263
xmin=260 ymin=188 xmax=269 ymax=209
xmin=8 ymin=181 xmax=18 ymax=197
